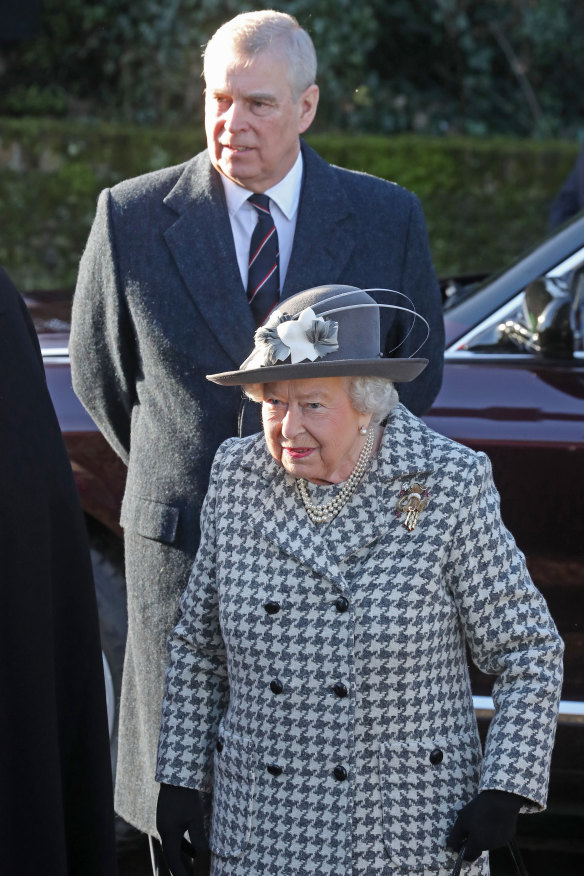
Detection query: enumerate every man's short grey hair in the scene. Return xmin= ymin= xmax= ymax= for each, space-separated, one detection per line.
xmin=345 ymin=376 xmax=399 ymax=424
xmin=242 ymin=375 xmax=398 ymax=424
xmin=203 ymin=10 xmax=317 ymax=101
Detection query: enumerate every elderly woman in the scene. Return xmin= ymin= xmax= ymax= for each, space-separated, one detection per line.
xmin=155 ymin=286 xmax=563 ymax=876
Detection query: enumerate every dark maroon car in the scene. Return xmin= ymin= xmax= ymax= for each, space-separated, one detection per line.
xmin=30 ymin=213 xmax=584 ymax=863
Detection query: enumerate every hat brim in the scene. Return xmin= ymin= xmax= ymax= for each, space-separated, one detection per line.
xmin=207 ymin=357 xmax=428 ymax=386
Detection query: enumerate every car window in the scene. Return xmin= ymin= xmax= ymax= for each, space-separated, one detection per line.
xmin=447 ymin=251 xmax=584 ymax=360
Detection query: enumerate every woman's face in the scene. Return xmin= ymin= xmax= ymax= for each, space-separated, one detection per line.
xmin=261 ymin=377 xmax=371 ymax=485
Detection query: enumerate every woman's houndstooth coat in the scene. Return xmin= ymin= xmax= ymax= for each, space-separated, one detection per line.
xmin=156 ymin=404 xmax=563 ymax=876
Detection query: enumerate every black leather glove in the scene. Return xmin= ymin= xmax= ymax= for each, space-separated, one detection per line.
xmin=156 ymin=783 xmax=211 ymax=876
xmin=447 ymin=790 xmax=524 ymax=862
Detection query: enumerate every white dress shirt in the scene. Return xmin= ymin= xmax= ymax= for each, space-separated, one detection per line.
xmin=220 ymin=151 xmax=303 ymax=293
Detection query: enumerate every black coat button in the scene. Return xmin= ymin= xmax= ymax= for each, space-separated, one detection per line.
xmin=267 ymin=764 xmax=283 ymax=776
xmin=216 ymin=738 xmax=224 ymax=753
xmin=270 ymin=679 xmax=283 ymax=695
xmin=429 ymin=748 xmax=443 ymax=765
xmin=333 ymin=765 xmax=348 ymax=781
xmin=264 ymin=600 xmax=280 ymax=615
xmin=335 ymin=596 xmax=349 ymax=613
xmin=333 ymin=682 xmax=348 ymax=698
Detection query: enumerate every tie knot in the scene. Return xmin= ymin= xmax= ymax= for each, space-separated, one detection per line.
xmin=248 ymin=193 xmax=271 ymax=215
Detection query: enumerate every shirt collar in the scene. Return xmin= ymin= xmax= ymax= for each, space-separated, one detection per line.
xmin=221 ymin=151 xmax=304 ymax=220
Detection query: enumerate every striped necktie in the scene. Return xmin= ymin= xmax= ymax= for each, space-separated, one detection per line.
xmin=247 ymin=193 xmax=280 ymax=325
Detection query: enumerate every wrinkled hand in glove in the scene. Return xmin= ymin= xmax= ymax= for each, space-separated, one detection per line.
xmin=447 ymin=790 xmax=525 ymax=861
xmin=156 ymin=783 xmax=211 ymax=876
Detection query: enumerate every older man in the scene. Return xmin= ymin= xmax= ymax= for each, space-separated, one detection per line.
xmin=70 ymin=10 xmax=444 ymax=873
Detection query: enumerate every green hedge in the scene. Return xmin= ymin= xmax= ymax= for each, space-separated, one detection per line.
xmin=0 ymin=118 xmax=579 ymax=291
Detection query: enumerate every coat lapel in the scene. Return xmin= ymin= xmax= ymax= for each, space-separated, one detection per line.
xmin=282 ymin=143 xmax=357 ymax=298
xmin=322 ymin=406 xmax=436 ymax=563
xmin=163 ymin=152 xmax=255 ymax=367
xmin=238 ymin=406 xmax=435 ymax=581
xmin=240 ymin=436 xmax=350 ymax=592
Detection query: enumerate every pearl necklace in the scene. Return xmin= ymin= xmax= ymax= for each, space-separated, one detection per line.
xmin=296 ymin=427 xmax=375 ymax=525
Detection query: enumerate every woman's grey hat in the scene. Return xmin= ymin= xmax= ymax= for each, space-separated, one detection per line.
xmin=206 ymin=284 xmax=429 ymax=385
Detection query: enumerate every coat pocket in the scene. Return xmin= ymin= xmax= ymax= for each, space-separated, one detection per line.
xmin=210 ymin=730 xmax=256 ymax=858
xmin=119 ymin=494 xmax=180 ymax=544
xmin=379 ymin=734 xmax=481 ymax=872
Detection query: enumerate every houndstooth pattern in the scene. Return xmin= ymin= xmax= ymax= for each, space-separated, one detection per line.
xmin=156 ymin=404 xmax=563 ymax=875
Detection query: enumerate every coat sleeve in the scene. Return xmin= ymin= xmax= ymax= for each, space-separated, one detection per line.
xmin=444 ymin=452 xmax=563 ymax=811
xmin=392 ymin=193 xmax=444 ymax=417
xmin=155 ymin=442 xmax=231 ymax=791
xmin=70 ymin=188 xmax=138 ymax=465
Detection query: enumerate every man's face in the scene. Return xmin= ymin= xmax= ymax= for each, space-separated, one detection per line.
xmin=204 ymin=47 xmax=319 ymax=192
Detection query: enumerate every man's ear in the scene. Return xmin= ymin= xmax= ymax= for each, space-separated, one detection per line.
xmin=298 ymin=84 xmax=319 ymax=134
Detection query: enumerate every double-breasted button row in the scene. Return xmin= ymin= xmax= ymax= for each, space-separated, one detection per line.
xmin=264 ymin=594 xmax=350 ymax=784
xmin=266 ymin=763 xmax=348 ymax=781
xmin=218 ymin=733 xmax=349 ymax=784
xmin=270 ymin=678 xmax=349 ymax=697
xmin=264 ymin=597 xmax=349 ymax=614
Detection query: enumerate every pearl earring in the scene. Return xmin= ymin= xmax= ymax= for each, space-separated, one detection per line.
xmin=359 ymin=425 xmax=368 ymax=435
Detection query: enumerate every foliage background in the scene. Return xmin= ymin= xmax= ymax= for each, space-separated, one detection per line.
xmin=2 ymin=0 xmax=584 ymax=137
xmin=1 ymin=118 xmax=578 ymax=290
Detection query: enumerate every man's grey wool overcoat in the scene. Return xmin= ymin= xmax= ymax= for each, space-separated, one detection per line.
xmin=70 ymin=142 xmax=444 ymax=834
xmin=156 ymin=404 xmax=563 ymax=876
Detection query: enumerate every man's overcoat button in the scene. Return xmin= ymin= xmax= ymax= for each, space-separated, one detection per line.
xmin=335 ymin=596 xmax=349 ymax=613
xmin=216 ymin=738 xmax=224 ymax=753
xmin=333 ymin=765 xmax=348 ymax=781
xmin=264 ymin=601 xmax=280 ymax=615
xmin=333 ymin=682 xmax=348 ymax=698
xmin=429 ymin=748 xmax=444 ymax=765
xmin=270 ymin=679 xmax=284 ymax=695
xmin=267 ymin=764 xmax=283 ymax=776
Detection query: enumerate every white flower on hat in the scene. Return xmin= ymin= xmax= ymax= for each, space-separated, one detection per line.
xmin=277 ymin=307 xmax=338 ymax=363
xmin=252 ymin=306 xmax=339 ymax=367
xmin=277 ymin=307 xmax=318 ymax=363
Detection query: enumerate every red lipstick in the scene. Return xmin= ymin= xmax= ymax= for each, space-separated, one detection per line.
xmin=283 ymin=447 xmax=314 ymax=459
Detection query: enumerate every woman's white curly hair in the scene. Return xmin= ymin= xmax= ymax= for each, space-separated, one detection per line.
xmin=346 ymin=376 xmax=399 ymax=423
